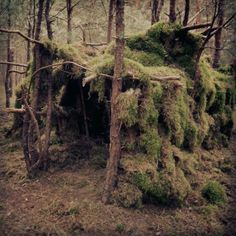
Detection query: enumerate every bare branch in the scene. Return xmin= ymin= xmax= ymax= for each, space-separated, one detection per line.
xmin=181 ymin=22 xmax=211 ymax=31
xmin=0 ymin=61 xmax=28 ymax=67
xmin=82 ymin=74 xmax=97 ymax=87
xmin=0 ymin=28 xmax=42 ymax=44
xmin=9 ymin=70 xmax=27 ymax=74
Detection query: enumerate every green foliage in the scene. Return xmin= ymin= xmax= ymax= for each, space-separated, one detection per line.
xmin=116 ymin=224 xmax=125 ymax=234
xmin=202 ymin=181 xmax=227 ymax=205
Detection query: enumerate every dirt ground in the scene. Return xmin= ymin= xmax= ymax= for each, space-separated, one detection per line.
xmin=0 ymin=101 xmax=236 ymax=235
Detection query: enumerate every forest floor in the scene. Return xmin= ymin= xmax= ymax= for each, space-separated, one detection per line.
xmin=0 ymin=98 xmax=236 ymax=235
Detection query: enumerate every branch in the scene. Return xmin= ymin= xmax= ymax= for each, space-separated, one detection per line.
xmin=0 ymin=28 xmax=42 ymax=44
xmin=188 ymin=8 xmax=204 ymax=24
xmin=31 ymin=61 xmax=113 ymax=79
xmin=85 ymin=42 xmax=107 ymax=47
xmin=209 ymin=12 xmax=236 ymax=38
xmin=82 ymin=74 xmax=97 ymax=87
xmin=5 ymin=108 xmax=25 ymax=113
xmin=0 ymin=61 xmax=28 ymax=67
xmin=150 ymin=75 xmax=181 ymax=81
xmin=9 ymin=70 xmax=27 ymax=74
xmin=23 ymin=98 xmax=43 ymax=156
xmin=181 ymin=22 xmax=211 ymax=31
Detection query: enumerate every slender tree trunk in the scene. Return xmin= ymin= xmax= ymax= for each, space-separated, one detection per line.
xmin=151 ymin=0 xmax=159 ymax=25
xmin=5 ymin=0 xmax=11 ymax=108
xmin=156 ymin=0 xmax=164 ymax=22
xmin=107 ymin=0 xmax=115 ymax=43
xmin=27 ymin=0 xmax=33 ymax=61
xmin=195 ymin=0 xmax=201 ymax=24
xmin=45 ymin=0 xmax=53 ymax=40
xmin=103 ymin=0 xmax=125 ymax=204
xmin=183 ymin=0 xmax=190 ymax=26
xmin=136 ymin=0 xmax=141 ymax=8
xmin=66 ymin=0 xmax=72 ymax=44
xmin=169 ymin=0 xmax=176 ymax=23
xmin=22 ymin=0 xmax=44 ymax=175
xmin=213 ymin=0 xmax=225 ymax=68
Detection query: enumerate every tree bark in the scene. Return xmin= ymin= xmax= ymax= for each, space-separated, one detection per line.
xmin=183 ymin=0 xmax=190 ymax=26
xmin=107 ymin=0 xmax=115 ymax=43
xmin=103 ymin=0 xmax=125 ymax=204
xmin=45 ymin=0 xmax=53 ymax=40
xmin=195 ymin=0 xmax=201 ymax=24
xmin=169 ymin=0 xmax=176 ymax=23
xmin=151 ymin=0 xmax=159 ymax=25
xmin=66 ymin=0 xmax=72 ymax=44
xmin=4 ymin=0 xmax=11 ymax=108
xmin=212 ymin=0 xmax=225 ymax=68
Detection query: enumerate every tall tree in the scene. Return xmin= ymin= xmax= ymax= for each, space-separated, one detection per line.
xmin=212 ymin=0 xmax=225 ymax=68
xmin=107 ymin=0 xmax=115 ymax=43
xmin=183 ymin=0 xmax=190 ymax=26
xmin=45 ymin=0 xmax=53 ymax=40
xmin=169 ymin=0 xmax=176 ymax=23
xmin=151 ymin=0 xmax=164 ymax=25
xmin=66 ymin=0 xmax=72 ymax=44
xmin=103 ymin=0 xmax=125 ymax=203
xmin=151 ymin=0 xmax=159 ymax=25
xmin=4 ymin=0 xmax=12 ymax=108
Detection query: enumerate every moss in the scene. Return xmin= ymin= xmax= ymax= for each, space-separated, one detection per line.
xmin=117 ymin=89 xmax=140 ymax=127
xmin=199 ymin=205 xmax=219 ymax=217
xmin=112 ymin=182 xmax=142 ymax=208
xmin=139 ymin=128 xmax=161 ymax=159
xmin=202 ymin=181 xmax=227 ymax=205
xmin=116 ymin=224 xmax=126 ymax=233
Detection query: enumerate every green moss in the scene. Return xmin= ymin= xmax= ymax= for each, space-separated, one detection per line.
xmin=116 ymin=224 xmax=126 ymax=233
xmin=117 ymin=89 xmax=140 ymax=127
xmin=202 ymin=181 xmax=227 ymax=205
xmin=140 ymin=128 xmax=161 ymax=159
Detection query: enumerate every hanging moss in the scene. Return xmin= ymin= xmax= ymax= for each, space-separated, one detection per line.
xmin=117 ymin=89 xmax=140 ymax=127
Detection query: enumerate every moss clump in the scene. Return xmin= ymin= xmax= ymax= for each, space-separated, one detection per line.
xmin=139 ymin=128 xmax=161 ymax=158
xmin=202 ymin=181 xmax=227 ymax=205
xmin=117 ymin=89 xmax=140 ymax=127
xmin=112 ymin=183 xmax=142 ymax=208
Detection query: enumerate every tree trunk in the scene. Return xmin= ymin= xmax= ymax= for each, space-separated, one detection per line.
xmin=183 ymin=0 xmax=190 ymax=26
xmin=195 ymin=0 xmax=201 ymax=24
xmin=169 ymin=0 xmax=176 ymax=23
xmin=45 ymin=0 xmax=53 ymax=40
xmin=27 ymin=0 xmax=33 ymax=61
xmin=23 ymin=0 xmax=44 ymax=176
xmin=66 ymin=0 xmax=72 ymax=44
xmin=103 ymin=0 xmax=125 ymax=204
xmin=107 ymin=0 xmax=115 ymax=43
xmin=5 ymin=0 xmax=11 ymax=108
xmin=212 ymin=0 xmax=225 ymax=68
xmin=151 ymin=0 xmax=159 ymax=25
xmin=156 ymin=0 xmax=164 ymax=22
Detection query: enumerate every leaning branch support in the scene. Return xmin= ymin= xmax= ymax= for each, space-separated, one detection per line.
xmin=0 ymin=28 xmax=42 ymax=45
